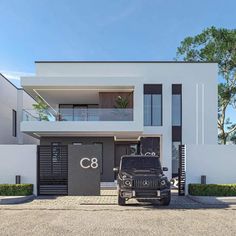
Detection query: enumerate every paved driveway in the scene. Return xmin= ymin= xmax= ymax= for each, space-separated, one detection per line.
xmin=0 ymin=190 xmax=236 ymax=236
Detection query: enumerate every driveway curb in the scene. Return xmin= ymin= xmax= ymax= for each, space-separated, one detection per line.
xmin=0 ymin=195 xmax=35 ymax=205
xmin=187 ymin=195 xmax=236 ymax=205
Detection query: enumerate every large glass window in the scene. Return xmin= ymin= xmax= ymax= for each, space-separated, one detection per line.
xmin=59 ymin=105 xmax=73 ymax=121
xmin=144 ymin=95 xmax=152 ymax=126
xmin=144 ymin=84 xmax=162 ymax=126
xmin=172 ymin=84 xmax=182 ymax=177
xmin=152 ymin=94 xmax=162 ymax=126
xmin=172 ymin=95 xmax=181 ymax=126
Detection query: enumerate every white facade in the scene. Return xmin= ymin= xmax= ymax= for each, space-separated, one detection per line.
xmin=0 ymin=74 xmax=38 ymax=144
xmin=0 ymin=145 xmax=37 ymax=194
xmin=20 ymin=62 xmax=218 ymax=178
xmin=186 ymin=144 xmax=236 ymax=192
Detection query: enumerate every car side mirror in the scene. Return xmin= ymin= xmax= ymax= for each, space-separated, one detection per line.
xmin=113 ymin=167 xmax=119 ymax=172
xmin=163 ymin=167 xmax=168 ymax=171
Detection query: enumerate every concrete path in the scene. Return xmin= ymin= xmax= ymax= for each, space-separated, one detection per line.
xmin=0 ymin=195 xmax=35 ymax=204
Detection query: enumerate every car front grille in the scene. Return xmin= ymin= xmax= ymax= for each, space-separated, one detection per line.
xmin=133 ymin=178 xmax=159 ymax=189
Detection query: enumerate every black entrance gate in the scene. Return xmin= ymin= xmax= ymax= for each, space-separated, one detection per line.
xmin=37 ymin=145 xmax=68 ymax=195
xmin=178 ymin=144 xmax=186 ymax=196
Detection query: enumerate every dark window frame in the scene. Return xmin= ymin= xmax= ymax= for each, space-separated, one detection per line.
xmin=171 ymin=84 xmax=182 ymax=178
xmin=171 ymin=84 xmax=182 ymax=140
xmin=144 ymin=84 xmax=163 ymax=126
xmin=12 ymin=110 xmax=17 ymax=137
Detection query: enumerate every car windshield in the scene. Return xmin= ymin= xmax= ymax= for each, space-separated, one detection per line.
xmin=121 ymin=156 xmax=162 ymax=171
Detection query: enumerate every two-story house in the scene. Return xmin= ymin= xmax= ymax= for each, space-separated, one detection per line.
xmin=20 ymin=61 xmax=218 ymax=188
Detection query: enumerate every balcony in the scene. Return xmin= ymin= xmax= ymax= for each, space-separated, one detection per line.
xmin=23 ymin=108 xmax=133 ymax=122
xmin=20 ymin=83 xmax=143 ymax=137
xmin=21 ymin=107 xmax=143 ymax=138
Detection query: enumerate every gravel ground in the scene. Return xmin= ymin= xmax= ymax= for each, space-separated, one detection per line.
xmin=0 ymin=206 xmax=236 ymax=236
xmin=0 ymin=191 xmax=236 ymax=236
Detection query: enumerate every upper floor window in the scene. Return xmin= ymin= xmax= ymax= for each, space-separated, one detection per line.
xmin=12 ymin=110 xmax=17 ymax=137
xmin=172 ymin=85 xmax=182 ymax=126
xmin=144 ymin=84 xmax=162 ymax=126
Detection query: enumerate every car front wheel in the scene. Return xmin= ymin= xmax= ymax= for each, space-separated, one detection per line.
xmin=118 ymin=193 xmax=126 ymax=206
xmin=159 ymin=194 xmax=171 ymax=206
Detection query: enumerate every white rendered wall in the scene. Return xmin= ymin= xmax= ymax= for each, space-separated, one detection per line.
xmin=18 ymin=90 xmax=39 ymax=144
xmin=21 ymin=62 xmax=218 ymax=178
xmin=186 ymin=145 xmax=236 ymax=192
xmin=0 ymin=145 xmax=37 ymax=195
xmin=23 ymin=62 xmax=218 ymax=145
xmin=0 ymin=74 xmax=38 ymax=144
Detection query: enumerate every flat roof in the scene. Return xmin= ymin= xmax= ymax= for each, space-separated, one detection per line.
xmin=35 ymin=60 xmax=217 ymax=64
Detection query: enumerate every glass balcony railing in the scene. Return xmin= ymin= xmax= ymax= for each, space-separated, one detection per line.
xmin=22 ymin=108 xmax=133 ymax=122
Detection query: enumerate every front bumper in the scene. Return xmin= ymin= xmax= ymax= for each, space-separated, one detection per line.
xmin=120 ymin=188 xmax=170 ymax=199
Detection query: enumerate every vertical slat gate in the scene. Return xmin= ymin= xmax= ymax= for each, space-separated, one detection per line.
xmin=38 ymin=145 xmax=68 ymax=195
xmin=178 ymin=144 xmax=186 ymax=196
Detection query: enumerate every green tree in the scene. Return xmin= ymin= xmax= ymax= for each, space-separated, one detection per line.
xmin=32 ymin=96 xmax=50 ymax=121
xmin=176 ymin=26 xmax=236 ymax=144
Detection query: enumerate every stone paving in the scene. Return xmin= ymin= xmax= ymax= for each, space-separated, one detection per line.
xmin=0 ymin=189 xmax=226 ymax=210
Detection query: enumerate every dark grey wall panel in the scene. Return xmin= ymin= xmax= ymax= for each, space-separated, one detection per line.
xmin=68 ymin=145 xmax=100 ymax=196
xmin=40 ymin=137 xmax=115 ymax=182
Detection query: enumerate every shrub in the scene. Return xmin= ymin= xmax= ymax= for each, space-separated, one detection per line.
xmin=189 ymin=184 xmax=236 ymax=196
xmin=0 ymin=184 xmax=33 ymax=196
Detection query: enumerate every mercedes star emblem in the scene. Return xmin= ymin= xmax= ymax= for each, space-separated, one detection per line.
xmin=143 ymin=180 xmax=149 ymax=186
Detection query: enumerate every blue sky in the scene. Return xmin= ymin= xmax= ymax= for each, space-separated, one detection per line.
xmin=1 ymin=0 xmax=235 ymax=122
xmin=0 ymin=0 xmax=235 ymax=78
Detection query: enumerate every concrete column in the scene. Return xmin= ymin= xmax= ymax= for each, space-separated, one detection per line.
xmin=162 ymin=83 xmax=172 ymax=179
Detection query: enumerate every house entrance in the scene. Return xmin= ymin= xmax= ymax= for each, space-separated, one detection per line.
xmin=114 ymin=137 xmax=160 ymax=179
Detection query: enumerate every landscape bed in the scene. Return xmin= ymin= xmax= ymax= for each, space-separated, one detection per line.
xmin=189 ymin=184 xmax=236 ymax=196
xmin=0 ymin=184 xmax=33 ymax=196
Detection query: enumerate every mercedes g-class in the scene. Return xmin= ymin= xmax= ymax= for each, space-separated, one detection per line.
xmin=114 ymin=155 xmax=171 ymax=206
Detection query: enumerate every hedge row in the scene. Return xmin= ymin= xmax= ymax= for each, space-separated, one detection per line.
xmin=0 ymin=184 xmax=33 ymax=196
xmin=189 ymin=184 xmax=236 ymax=196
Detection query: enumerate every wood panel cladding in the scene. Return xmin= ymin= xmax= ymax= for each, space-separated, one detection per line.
xmin=99 ymin=92 xmax=133 ymax=108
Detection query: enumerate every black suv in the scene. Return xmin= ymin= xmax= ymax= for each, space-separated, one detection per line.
xmin=114 ymin=155 xmax=171 ymax=206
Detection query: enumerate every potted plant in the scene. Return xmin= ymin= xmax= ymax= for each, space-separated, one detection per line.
xmin=114 ymin=96 xmax=131 ymax=121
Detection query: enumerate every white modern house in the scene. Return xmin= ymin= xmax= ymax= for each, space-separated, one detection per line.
xmin=0 ymin=73 xmax=38 ymax=145
xmin=1 ymin=61 xmax=236 ymax=196
xmin=20 ymin=61 xmax=217 ymax=183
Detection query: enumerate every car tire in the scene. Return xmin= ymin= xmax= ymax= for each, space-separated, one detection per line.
xmin=118 ymin=194 xmax=126 ymax=206
xmin=159 ymin=194 xmax=171 ymax=206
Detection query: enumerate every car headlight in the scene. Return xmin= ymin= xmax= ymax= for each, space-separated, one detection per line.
xmin=121 ymin=172 xmax=132 ymax=180
xmin=122 ymin=175 xmax=128 ymax=180
xmin=124 ymin=179 xmax=132 ymax=187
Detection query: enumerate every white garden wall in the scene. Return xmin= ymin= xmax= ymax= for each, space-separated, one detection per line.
xmin=0 ymin=145 xmax=37 ymax=195
xmin=186 ymin=145 xmax=236 ymax=192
